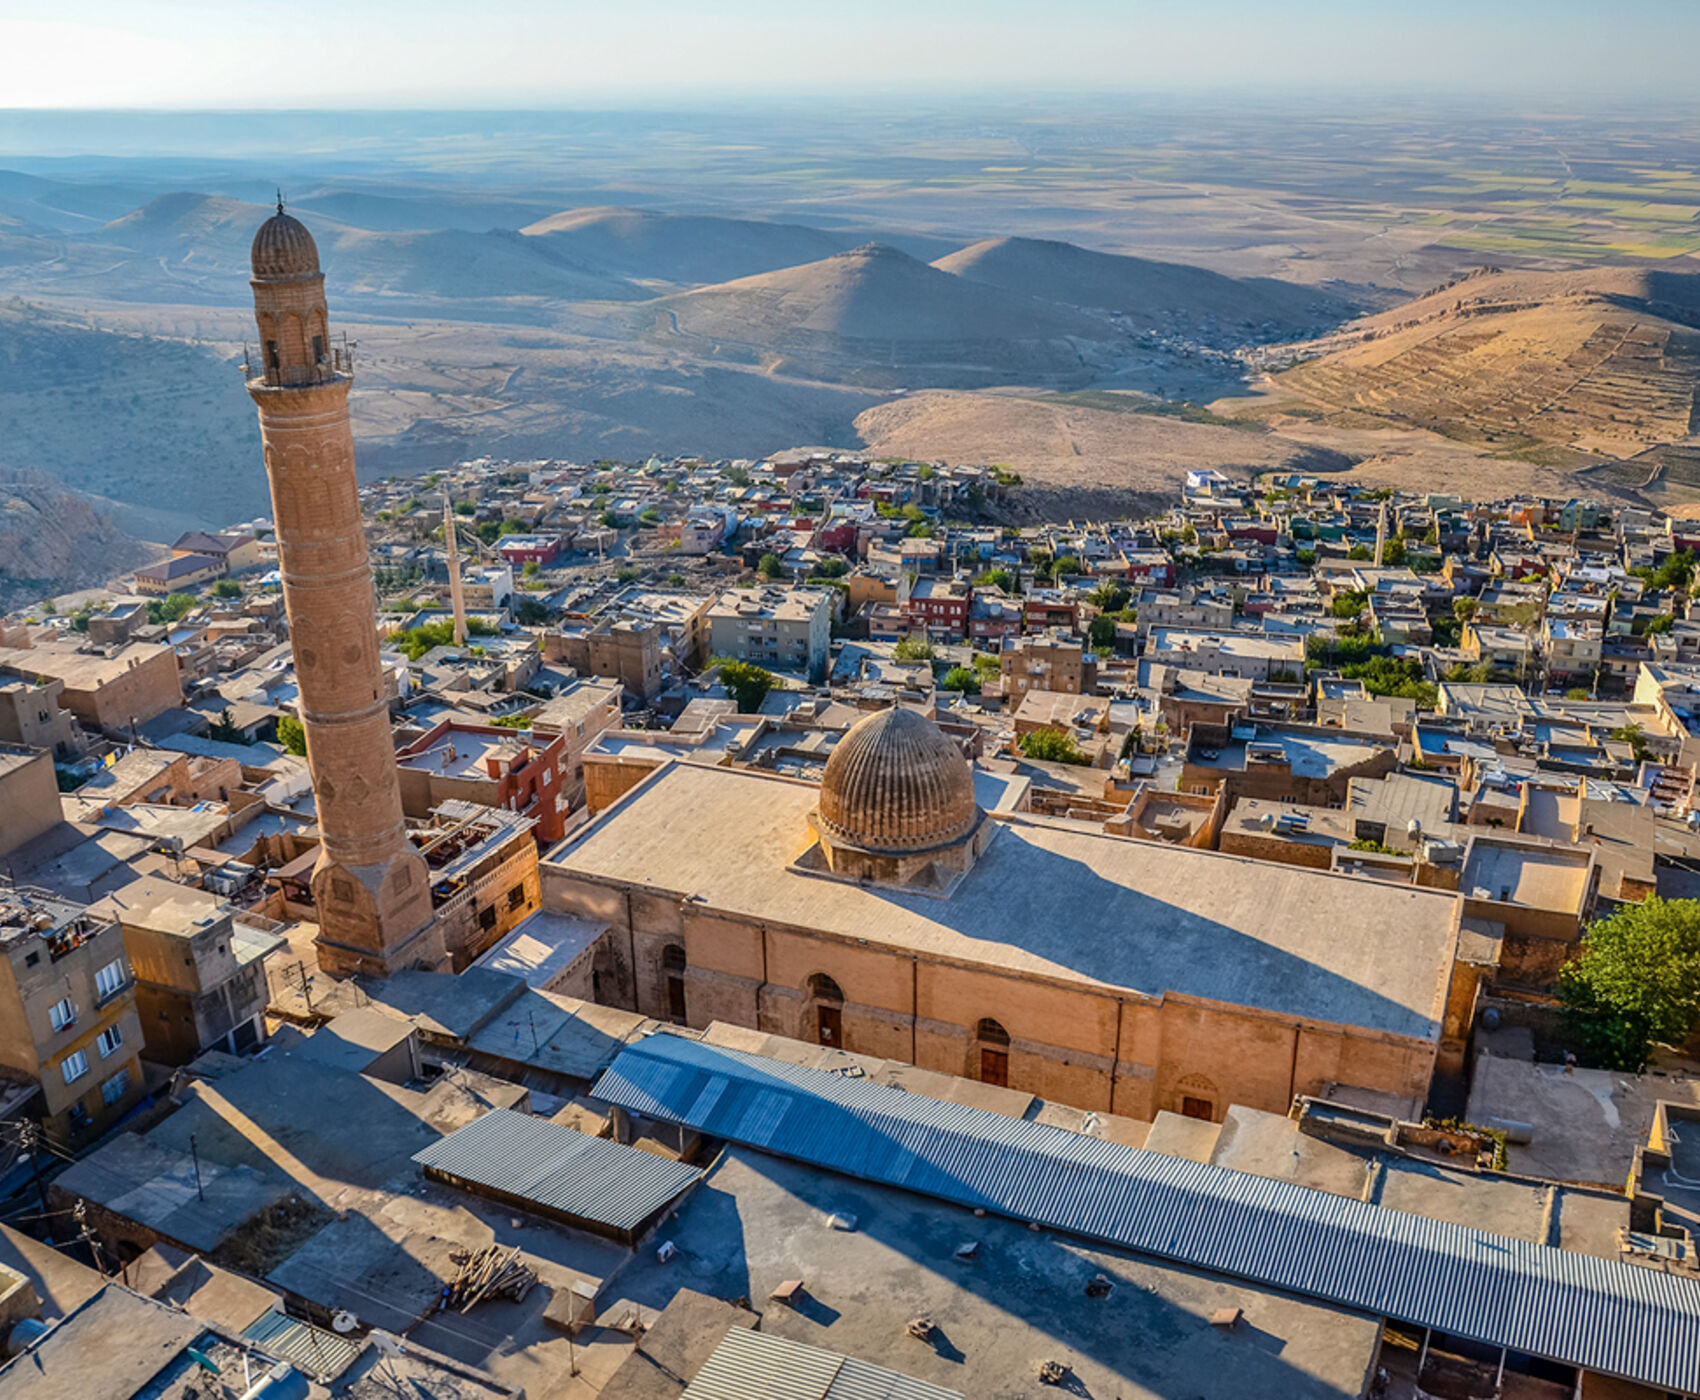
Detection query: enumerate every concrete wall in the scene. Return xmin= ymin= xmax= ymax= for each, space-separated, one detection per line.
xmin=0 ymin=749 xmax=61 ymax=858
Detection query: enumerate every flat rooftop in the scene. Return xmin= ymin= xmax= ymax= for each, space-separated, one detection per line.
xmin=1461 ymin=839 xmax=1592 ymax=912
xmin=550 ymin=763 xmax=1459 ymax=1042
xmin=603 ymin=1147 xmax=1381 ymax=1400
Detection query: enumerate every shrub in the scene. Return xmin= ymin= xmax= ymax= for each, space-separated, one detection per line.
xmin=892 ymin=637 xmax=935 ymax=662
xmin=714 ymin=658 xmax=774 ymax=713
xmin=277 ymin=714 xmax=307 ymax=755
xmin=1020 ymin=729 xmax=1088 ymax=765
xmin=212 ymin=579 xmax=243 ymax=599
xmin=940 ymin=666 xmax=981 ymax=694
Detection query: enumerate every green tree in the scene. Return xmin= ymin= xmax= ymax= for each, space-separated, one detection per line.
xmin=1294 ymin=548 xmax=1317 ymax=567
xmin=892 ymin=636 xmax=935 ymax=662
xmin=1329 ymin=589 xmax=1370 ymax=619
xmin=1382 ymin=537 xmax=1408 ymax=567
xmin=757 ymin=552 xmax=783 ymax=579
xmin=1053 ymin=554 xmax=1082 ymax=577
xmin=1089 ymin=579 xmax=1132 ymax=613
xmin=147 ymin=592 xmax=199 ymax=625
xmin=1612 ymin=722 xmax=1650 ymax=763
xmin=513 ymin=596 xmax=550 ymax=626
xmin=209 ymin=709 xmax=245 ymax=744
xmin=1452 ymin=596 xmax=1478 ymax=622
xmin=974 ymin=566 xmax=1016 ymax=593
xmin=940 ymin=665 xmax=981 ymax=694
xmin=811 ymin=556 xmax=849 ymax=580
xmin=1020 ymin=729 xmax=1088 ymax=765
xmin=714 ymin=658 xmax=774 ymax=712
xmin=1347 ymin=544 xmax=1372 ymax=561
xmin=277 ymin=714 xmax=308 ymax=756
xmin=1087 ymin=612 xmax=1124 ymax=650
xmin=212 ymin=579 xmax=243 ymax=599
xmin=1560 ymin=898 xmax=1700 ymax=1069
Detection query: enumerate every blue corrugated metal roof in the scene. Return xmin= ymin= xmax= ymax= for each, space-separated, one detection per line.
xmin=681 ymin=1325 xmax=964 ymax=1400
xmin=412 ymin=1108 xmax=701 ymax=1231
xmin=592 ymin=1033 xmax=1700 ymax=1394
xmin=241 ymin=1308 xmax=361 ymax=1381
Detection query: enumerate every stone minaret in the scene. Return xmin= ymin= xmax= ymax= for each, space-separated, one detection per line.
xmin=443 ymin=495 xmax=468 ymax=646
xmin=1374 ymin=501 xmax=1388 ymax=568
xmin=247 ymin=204 xmax=443 ymax=977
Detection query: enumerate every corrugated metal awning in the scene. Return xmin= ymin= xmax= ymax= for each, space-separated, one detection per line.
xmin=592 ymin=1032 xmax=1700 ymax=1394
xmin=681 ymin=1325 xmax=964 ymax=1400
xmin=412 ymin=1107 xmax=701 ymax=1232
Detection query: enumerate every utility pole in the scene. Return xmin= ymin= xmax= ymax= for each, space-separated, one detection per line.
xmin=17 ymin=1122 xmax=49 ymax=1222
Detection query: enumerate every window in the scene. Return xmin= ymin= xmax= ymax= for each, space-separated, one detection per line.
xmin=61 ymin=1050 xmax=89 ymax=1084
xmin=95 ymin=960 xmax=126 ymax=1000
xmin=506 ymin=886 xmax=526 ymax=911
xmin=96 ymin=1024 xmax=123 ymax=1059
xmin=101 ymin=1068 xmax=131 ymax=1106
xmin=478 ymin=905 xmax=497 ymax=931
xmin=48 ymin=997 xmax=75 ymax=1032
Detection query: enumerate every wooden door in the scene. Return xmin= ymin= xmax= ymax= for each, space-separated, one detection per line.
xmin=666 ymin=975 xmax=686 ymax=1022
xmin=1181 ymin=1096 xmax=1213 ymax=1121
xmin=818 ymin=1004 xmax=842 ymax=1047
xmin=980 ymin=1048 xmax=1009 ymax=1087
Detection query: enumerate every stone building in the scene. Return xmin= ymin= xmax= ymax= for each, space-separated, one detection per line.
xmin=0 ymin=887 xmax=144 ymax=1146
xmin=998 ymin=633 xmax=1098 ymax=707
xmin=0 ymin=748 xmax=60 ymax=860
xmin=543 ymin=707 xmax=1466 ymax=1123
xmin=245 ymin=206 xmax=440 ymax=977
xmin=98 ymin=882 xmax=282 ymax=1066
xmin=706 ymin=587 xmax=833 ymax=683
xmin=0 ymin=676 xmax=82 ymax=759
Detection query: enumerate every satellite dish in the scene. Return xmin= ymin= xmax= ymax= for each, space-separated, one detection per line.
xmin=331 ymin=1310 xmax=360 ymax=1334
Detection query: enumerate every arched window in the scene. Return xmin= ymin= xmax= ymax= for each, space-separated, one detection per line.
xmin=975 ymin=1018 xmax=1010 ymax=1047
xmin=806 ymin=974 xmax=845 ymax=1048
xmin=662 ymin=945 xmax=687 ymax=972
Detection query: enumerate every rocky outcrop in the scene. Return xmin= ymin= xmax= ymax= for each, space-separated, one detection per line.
xmin=0 ymin=466 xmax=156 ymax=609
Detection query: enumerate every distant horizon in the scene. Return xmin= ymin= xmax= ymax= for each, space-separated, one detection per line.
xmin=5 ymin=2 xmax=1699 ymax=112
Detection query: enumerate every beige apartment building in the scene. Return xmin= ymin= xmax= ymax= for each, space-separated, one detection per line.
xmin=998 ymin=633 xmax=1098 ymax=706
xmin=0 ymin=887 xmax=144 ymax=1145
xmin=98 ymin=881 xmax=283 ymax=1066
xmin=707 ymin=587 xmax=834 ymax=683
xmin=544 ymin=708 xmax=1466 ymax=1124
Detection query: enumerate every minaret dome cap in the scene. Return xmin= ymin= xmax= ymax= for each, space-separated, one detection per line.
xmin=251 ymin=207 xmax=320 ymax=281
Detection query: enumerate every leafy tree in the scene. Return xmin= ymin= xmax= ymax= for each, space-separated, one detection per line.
xmin=1294 ymin=548 xmax=1318 ymax=567
xmin=454 ymin=500 xmax=476 ymax=515
xmin=757 ymin=552 xmax=783 ymax=579
xmin=1087 ymin=613 xmax=1125 ymax=650
xmin=1382 ymin=537 xmax=1408 ymax=567
xmin=1560 ymin=898 xmax=1700 ymax=1069
xmin=892 ymin=636 xmax=935 ymax=662
xmin=70 ymin=610 xmax=92 ymax=634
xmin=974 ymin=567 xmax=1016 ymax=593
xmin=940 ymin=665 xmax=981 ymax=694
xmin=1642 ymin=613 xmax=1675 ymax=636
xmin=1564 ymin=687 xmax=1591 ymax=700
xmin=1329 ymin=589 xmax=1370 ymax=619
xmin=1452 ymin=597 xmax=1478 ymax=622
xmin=1053 ymin=554 xmax=1082 ymax=577
xmin=277 ymin=714 xmax=308 ymax=755
xmin=1347 ymin=544 xmax=1372 ymax=561
xmin=209 ymin=709 xmax=246 ymax=744
xmin=714 ymin=658 xmax=774 ymax=712
xmin=393 ymin=617 xmax=496 ymax=661
xmin=1611 ymin=722 xmax=1650 ymax=763
xmin=212 ymin=579 xmax=243 ymax=599
xmin=811 ymin=556 xmax=849 ymax=580
xmin=522 ymin=560 xmax=540 ymax=578
xmin=1020 ymin=729 xmax=1088 ymax=765
xmin=1634 ymin=549 xmax=1695 ymax=593
xmin=147 ymin=592 xmax=198 ymax=625
xmin=1089 ymin=579 xmax=1132 ymax=613
xmin=512 ymin=596 xmax=550 ymax=626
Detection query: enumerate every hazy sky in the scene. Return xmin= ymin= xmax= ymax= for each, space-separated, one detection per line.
xmin=1 ymin=0 xmax=1694 ymax=108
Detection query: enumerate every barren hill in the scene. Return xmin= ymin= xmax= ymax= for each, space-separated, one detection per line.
xmin=935 ymin=236 xmax=1350 ymax=336
xmin=856 ymin=389 xmax=1347 ymax=518
xmin=1267 ymin=265 xmax=1700 ymax=456
xmin=523 ymin=207 xmax=963 ymax=287
xmin=635 ymin=243 xmax=1118 ymax=388
xmin=328 ymin=228 xmax=637 ymax=304
xmin=0 ymin=466 xmax=154 ymax=609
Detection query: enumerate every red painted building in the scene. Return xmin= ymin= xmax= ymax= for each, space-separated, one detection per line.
xmin=906 ymin=577 xmax=972 ymax=639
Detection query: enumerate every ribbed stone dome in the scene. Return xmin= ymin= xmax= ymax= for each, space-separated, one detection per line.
xmin=817 ymin=707 xmax=978 ymax=854
xmin=251 ymin=210 xmax=320 ymax=280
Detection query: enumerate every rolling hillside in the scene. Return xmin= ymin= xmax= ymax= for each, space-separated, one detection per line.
xmin=634 ymin=242 xmax=1118 ymax=387
xmin=1267 ymin=265 xmax=1700 ymax=456
xmin=935 ymin=236 xmax=1350 ymax=336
